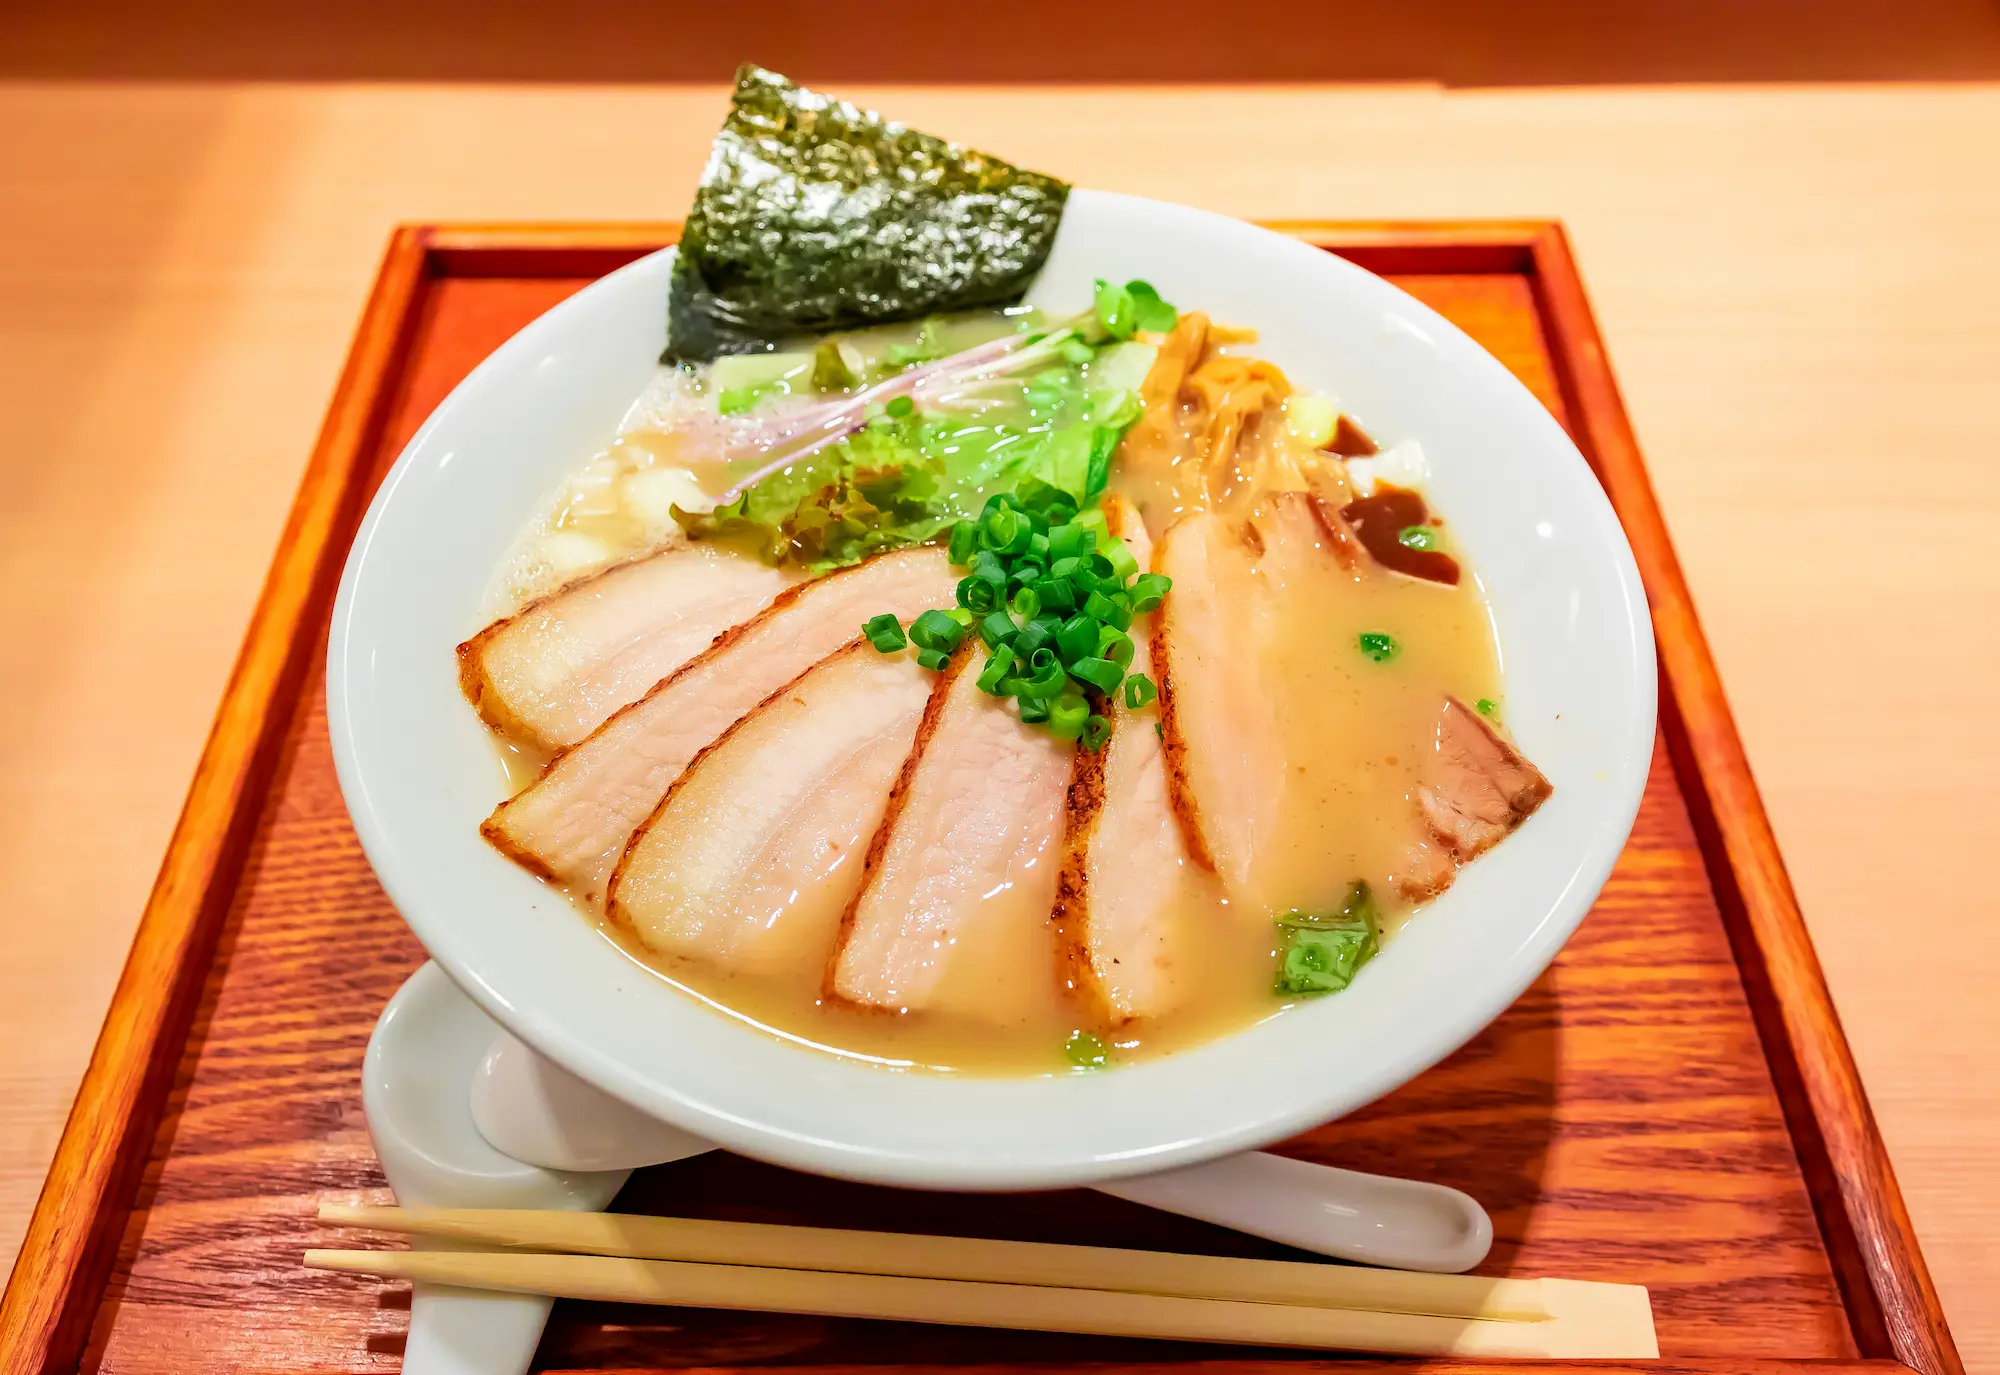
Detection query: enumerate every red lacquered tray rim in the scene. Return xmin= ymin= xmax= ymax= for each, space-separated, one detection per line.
xmin=0 ymin=220 xmax=1959 ymax=1375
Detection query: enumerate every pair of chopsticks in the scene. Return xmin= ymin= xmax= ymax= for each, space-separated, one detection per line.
xmin=308 ymin=1205 xmax=1656 ymax=1359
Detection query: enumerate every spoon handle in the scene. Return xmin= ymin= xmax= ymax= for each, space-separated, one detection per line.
xmin=1093 ymin=1150 xmax=1491 ymax=1273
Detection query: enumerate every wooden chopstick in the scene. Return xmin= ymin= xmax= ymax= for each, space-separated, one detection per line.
xmin=302 ymin=1247 xmax=1657 ymax=1359
xmin=318 ymin=1203 xmax=1542 ymax=1321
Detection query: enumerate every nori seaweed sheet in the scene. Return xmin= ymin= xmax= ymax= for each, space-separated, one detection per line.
xmin=665 ymin=65 xmax=1070 ymax=363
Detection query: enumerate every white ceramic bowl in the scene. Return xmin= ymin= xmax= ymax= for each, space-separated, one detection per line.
xmin=329 ymin=190 xmax=1656 ymax=1192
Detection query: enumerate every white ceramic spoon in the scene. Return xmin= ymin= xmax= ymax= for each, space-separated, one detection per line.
xmin=362 ymin=962 xmax=629 ymax=1375
xmin=364 ymin=963 xmax=1491 ymax=1374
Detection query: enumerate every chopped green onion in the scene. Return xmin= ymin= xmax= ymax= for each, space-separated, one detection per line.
xmin=957 ymin=575 xmax=1002 ymax=615
xmin=1017 ymin=696 xmax=1051 ymax=724
xmin=1048 ymin=692 xmax=1089 ymax=741
xmin=1009 ymin=585 xmax=1041 ymax=619
xmin=947 ymin=520 xmax=978 ymax=565
xmin=1476 ymin=698 xmax=1499 ymax=717
xmin=976 ymin=644 xmax=1016 ymax=696
xmin=1012 ymin=649 xmax=1066 ymax=698
xmin=1059 ymin=337 xmax=1095 ymax=366
xmin=1096 ymin=624 xmax=1135 ymax=668
xmin=1027 ymin=531 xmax=1050 ymax=559
xmin=862 ymin=614 xmax=907 ymax=653
xmin=1047 ymin=524 xmax=1096 ymax=561
xmin=916 ymin=647 xmax=950 ymax=672
xmin=1102 ymin=537 xmax=1139 ymax=580
xmin=978 ymin=610 xmax=1017 ymax=649
xmin=1014 ymin=616 xmax=1057 ymax=659
xmin=1397 ymin=524 xmax=1436 ymax=551
xmin=1064 ymin=1029 xmax=1108 ymax=1070
xmin=1056 ymin=615 xmax=1100 ymax=664
xmin=1033 ymin=577 xmax=1077 ymax=613
xmin=1069 ymin=656 xmax=1124 ymax=695
xmin=1081 ymin=715 xmax=1112 ymax=750
xmin=1358 ymin=631 xmax=1399 ymax=663
xmin=885 ymin=395 xmax=915 ymax=419
xmin=970 ymin=549 xmax=1008 ymax=585
xmin=1017 ymin=478 xmax=1076 ymax=519
xmin=981 ymin=505 xmax=1032 ymax=556
xmin=1123 ymin=673 xmax=1157 ymax=710
xmin=1128 ymin=572 xmax=1172 ymax=612
xmin=1048 ymin=555 xmax=1081 ymax=581
xmin=1083 ymin=590 xmax=1132 ymax=631
xmin=909 ymin=608 xmax=965 ymax=654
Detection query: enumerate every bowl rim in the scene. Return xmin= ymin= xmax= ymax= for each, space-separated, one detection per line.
xmin=328 ymin=189 xmax=1657 ymax=1190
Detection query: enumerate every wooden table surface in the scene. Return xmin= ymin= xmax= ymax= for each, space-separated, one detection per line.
xmin=2 ymin=80 xmax=1996 ymax=1370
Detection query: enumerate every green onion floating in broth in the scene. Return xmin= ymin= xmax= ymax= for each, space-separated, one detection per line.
xmin=1358 ymin=631 xmax=1400 ymax=663
xmin=1274 ymin=882 xmax=1381 ymax=996
xmin=1064 ymin=1030 xmax=1110 ymax=1070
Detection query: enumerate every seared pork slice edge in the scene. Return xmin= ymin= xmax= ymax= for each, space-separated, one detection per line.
xmin=603 ymin=639 xmax=932 ymax=971
xmin=603 ymin=635 xmax=879 ymax=919
xmin=479 ymin=547 xmax=956 ymax=896
xmin=1050 ymin=718 xmax=1113 ymax=1023
xmin=821 ymin=641 xmax=977 ymax=1003
xmin=457 ymin=545 xmax=793 ymax=751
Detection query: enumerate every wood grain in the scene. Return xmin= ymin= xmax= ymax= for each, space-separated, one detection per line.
xmin=0 ymin=226 xmax=432 ymax=1375
xmin=1523 ymin=225 xmax=1958 ymax=1375
xmin=0 ymin=228 xmax=1927 ymax=1373
xmin=6 ymin=0 xmax=2000 ymax=84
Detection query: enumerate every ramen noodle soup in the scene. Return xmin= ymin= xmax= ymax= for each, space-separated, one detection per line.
xmin=454 ymin=69 xmax=1550 ymax=1074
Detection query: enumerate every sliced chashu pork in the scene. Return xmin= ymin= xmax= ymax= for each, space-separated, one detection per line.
xmin=605 ymin=642 xmax=933 ymax=974
xmin=1400 ymin=699 xmax=1553 ymax=899
xmin=1153 ymin=493 xmax=1359 ymax=899
xmin=1053 ymin=496 xmax=1213 ymax=1025
xmin=830 ymin=645 xmax=1071 ymax=1019
xmin=482 ymin=547 xmax=957 ymax=898
xmin=1420 ymin=696 xmax=1553 ymax=859
xmin=459 ymin=545 xmax=795 ymax=751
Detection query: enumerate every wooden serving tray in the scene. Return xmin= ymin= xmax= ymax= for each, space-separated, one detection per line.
xmin=0 ymin=223 xmax=1961 ymax=1375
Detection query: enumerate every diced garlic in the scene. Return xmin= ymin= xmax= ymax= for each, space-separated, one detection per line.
xmin=539 ymin=531 xmax=612 ymax=578
xmin=1345 ymin=440 xmax=1429 ymax=497
xmin=1284 ymin=394 xmax=1339 ymax=449
xmin=623 ymin=466 xmax=710 ymax=527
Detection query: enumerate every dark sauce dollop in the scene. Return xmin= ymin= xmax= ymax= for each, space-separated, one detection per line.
xmin=1339 ymin=484 xmax=1460 ymax=585
xmin=1328 ymin=415 xmax=1379 ymax=457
